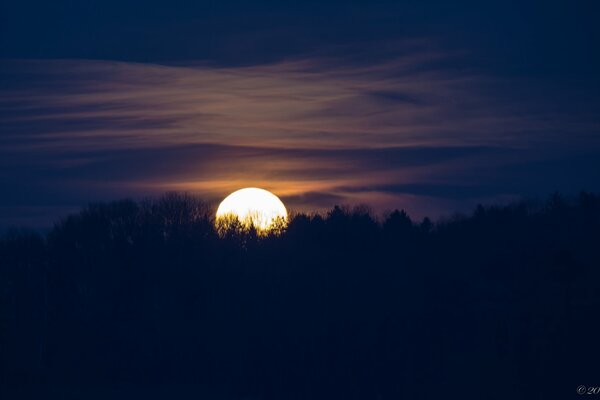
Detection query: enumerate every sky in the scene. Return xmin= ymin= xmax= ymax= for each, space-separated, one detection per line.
xmin=1 ymin=0 xmax=600 ymax=229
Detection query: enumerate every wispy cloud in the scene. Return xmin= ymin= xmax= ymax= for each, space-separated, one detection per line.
xmin=4 ymin=53 xmax=596 ymax=151
xmin=1 ymin=49 xmax=599 ymax=227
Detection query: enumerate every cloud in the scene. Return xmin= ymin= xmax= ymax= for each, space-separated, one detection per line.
xmin=1 ymin=52 xmax=599 ymax=228
xmin=336 ymin=183 xmax=506 ymax=199
xmin=281 ymin=192 xmax=347 ymax=209
xmin=5 ymin=55 xmax=593 ymax=153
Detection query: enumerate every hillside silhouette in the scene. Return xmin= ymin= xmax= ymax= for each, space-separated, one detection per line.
xmin=1 ymin=192 xmax=600 ymax=399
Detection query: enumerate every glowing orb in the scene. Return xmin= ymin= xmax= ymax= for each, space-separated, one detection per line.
xmin=216 ymin=187 xmax=288 ymax=233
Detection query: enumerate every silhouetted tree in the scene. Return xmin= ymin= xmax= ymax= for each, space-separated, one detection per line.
xmin=1 ymin=192 xmax=599 ymax=400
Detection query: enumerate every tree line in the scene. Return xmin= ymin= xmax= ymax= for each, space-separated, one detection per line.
xmin=1 ymin=192 xmax=599 ymax=399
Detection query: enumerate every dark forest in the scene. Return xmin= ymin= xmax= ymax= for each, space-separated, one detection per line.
xmin=1 ymin=191 xmax=599 ymax=399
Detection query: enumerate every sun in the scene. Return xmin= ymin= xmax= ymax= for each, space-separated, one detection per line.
xmin=216 ymin=187 xmax=288 ymax=234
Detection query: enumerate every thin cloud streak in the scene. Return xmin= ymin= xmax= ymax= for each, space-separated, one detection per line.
xmin=1 ymin=50 xmax=599 ymax=228
xmin=3 ymin=54 xmax=596 ymax=151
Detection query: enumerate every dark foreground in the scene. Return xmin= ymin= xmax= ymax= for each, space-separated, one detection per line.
xmin=1 ymin=192 xmax=599 ymax=399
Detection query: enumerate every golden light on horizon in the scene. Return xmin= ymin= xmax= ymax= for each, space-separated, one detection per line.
xmin=216 ymin=187 xmax=288 ymax=234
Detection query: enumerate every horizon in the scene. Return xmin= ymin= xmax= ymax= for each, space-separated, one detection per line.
xmin=1 ymin=189 xmax=594 ymax=235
